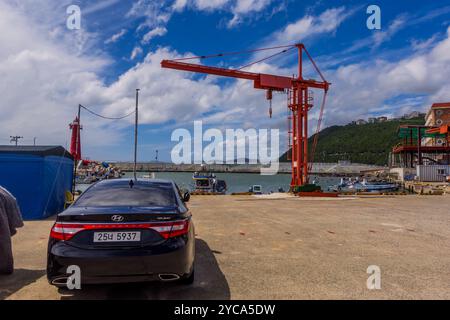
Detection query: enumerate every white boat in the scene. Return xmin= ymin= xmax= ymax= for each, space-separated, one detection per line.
xmin=249 ymin=185 xmax=263 ymax=194
xmin=141 ymin=173 xmax=156 ymax=179
xmin=192 ymin=172 xmax=227 ymax=193
xmin=329 ymin=178 xmax=398 ymax=193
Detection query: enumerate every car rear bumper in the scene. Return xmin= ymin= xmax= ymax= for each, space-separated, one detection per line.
xmin=47 ymin=236 xmax=195 ymax=285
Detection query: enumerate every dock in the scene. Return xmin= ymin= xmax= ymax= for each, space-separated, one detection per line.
xmin=111 ymin=162 xmax=385 ymax=176
xmin=2 ymin=194 xmax=449 ymax=300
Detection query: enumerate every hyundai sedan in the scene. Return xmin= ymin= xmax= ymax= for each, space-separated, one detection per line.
xmin=46 ymin=178 xmax=195 ymax=287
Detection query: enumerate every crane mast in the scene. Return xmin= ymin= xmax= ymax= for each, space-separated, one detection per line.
xmin=161 ymin=43 xmax=330 ymax=188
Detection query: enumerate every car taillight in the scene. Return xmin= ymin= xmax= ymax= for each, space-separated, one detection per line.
xmin=50 ymin=223 xmax=85 ymax=241
xmin=155 ymin=219 xmax=190 ymax=239
xmin=50 ymin=219 xmax=190 ymax=241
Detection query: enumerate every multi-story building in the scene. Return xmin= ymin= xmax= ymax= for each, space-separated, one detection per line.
xmin=425 ymin=102 xmax=450 ymax=146
xmin=425 ymin=102 xmax=450 ymax=126
xmin=403 ymin=111 xmax=426 ymax=119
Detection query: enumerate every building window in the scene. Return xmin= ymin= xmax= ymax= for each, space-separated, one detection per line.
xmin=437 ymin=169 xmax=446 ymax=175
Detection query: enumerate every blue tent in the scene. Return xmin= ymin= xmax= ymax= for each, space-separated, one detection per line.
xmin=0 ymin=146 xmax=73 ymax=220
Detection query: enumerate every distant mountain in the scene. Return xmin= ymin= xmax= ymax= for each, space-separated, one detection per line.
xmin=279 ymin=117 xmax=425 ymax=165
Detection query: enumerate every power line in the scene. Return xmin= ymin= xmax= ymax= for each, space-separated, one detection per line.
xmin=79 ymin=104 xmax=135 ymax=120
xmin=133 ymin=89 xmax=140 ymax=180
xmin=10 ymin=136 xmax=23 ymax=146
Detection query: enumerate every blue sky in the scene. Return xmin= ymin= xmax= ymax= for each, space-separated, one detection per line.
xmin=1 ymin=0 xmax=450 ymax=162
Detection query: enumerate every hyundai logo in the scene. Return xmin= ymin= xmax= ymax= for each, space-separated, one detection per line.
xmin=111 ymin=215 xmax=124 ymax=222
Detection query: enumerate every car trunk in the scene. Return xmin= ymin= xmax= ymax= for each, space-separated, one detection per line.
xmin=56 ymin=206 xmax=187 ymax=249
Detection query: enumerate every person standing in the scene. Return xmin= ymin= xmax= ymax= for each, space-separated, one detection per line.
xmin=0 ymin=186 xmax=23 ymax=274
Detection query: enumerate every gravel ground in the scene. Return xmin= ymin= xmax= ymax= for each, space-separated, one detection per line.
xmin=1 ymin=194 xmax=449 ymax=300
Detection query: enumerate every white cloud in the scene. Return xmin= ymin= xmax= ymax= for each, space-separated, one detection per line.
xmin=128 ymin=0 xmax=274 ymax=41
xmin=173 ymin=0 xmax=188 ymax=11
xmin=0 ymin=1 xmax=116 ymax=150
xmin=83 ymin=0 xmax=121 ymax=15
xmin=105 ymin=29 xmax=127 ymax=44
xmin=2 ymin=1 xmax=450 ymax=161
xmin=347 ymin=15 xmax=408 ymax=53
xmin=194 ymin=0 xmax=231 ymax=11
xmin=227 ymin=0 xmax=272 ymax=28
xmin=320 ymin=26 xmax=450 ymax=126
xmin=372 ymin=16 xmax=407 ymax=48
xmin=142 ymin=27 xmax=168 ymax=44
xmin=272 ymin=7 xmax=352 ymax=43
xmin=130 ymin=46 xmax=143 ymax=60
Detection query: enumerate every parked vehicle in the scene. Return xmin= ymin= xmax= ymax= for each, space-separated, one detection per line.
xmin=47 ymin=178 xmax=195 ymax=287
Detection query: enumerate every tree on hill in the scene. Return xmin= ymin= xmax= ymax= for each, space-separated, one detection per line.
xmin=279 ymin=117 xmax=424 ymax=165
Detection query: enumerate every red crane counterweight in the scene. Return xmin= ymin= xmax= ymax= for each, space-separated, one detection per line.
xmin=161 ymin=43 xmax=330 ymax=188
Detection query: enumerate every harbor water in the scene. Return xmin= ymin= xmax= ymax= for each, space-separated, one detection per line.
xmin=77 ymin=172 xmax=341 ymax=194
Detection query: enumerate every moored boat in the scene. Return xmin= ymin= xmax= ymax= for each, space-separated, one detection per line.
xmin=192 ymin=172 xmax=227 ymax=194
xmin=329 ymin=178 xmax=398 ymax=193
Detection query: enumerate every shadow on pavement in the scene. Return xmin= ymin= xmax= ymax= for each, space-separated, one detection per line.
xmin=59 ymin=239 xmax=230 ymax=300
xmin=0 ymin=269 xmax=46 ymax=300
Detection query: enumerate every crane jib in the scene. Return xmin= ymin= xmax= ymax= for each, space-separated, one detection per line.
xmin=160 ymin=43 xmax=330 ymax=188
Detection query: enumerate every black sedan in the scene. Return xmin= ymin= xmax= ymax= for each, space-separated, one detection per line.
xmin=46 ymin=178 xmax=195 ymax=287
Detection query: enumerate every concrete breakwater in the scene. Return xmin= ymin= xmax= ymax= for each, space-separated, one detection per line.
xmin=110 ymin=162 xmax=385 ymax=176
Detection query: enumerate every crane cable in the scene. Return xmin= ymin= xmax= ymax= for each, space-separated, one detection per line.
xmin=308 ymin=89 xmax=328 ymax=172
xmin=79 ymin=104 xmax=135 ymax=120
xmin=237 ymin=46 xmax=296 ymax=71
xmin=171 ymin=44 xmax=296 ymax=61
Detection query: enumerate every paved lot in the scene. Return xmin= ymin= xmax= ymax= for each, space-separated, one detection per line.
xmin=1 ymin=194 xmax=449 ymax=299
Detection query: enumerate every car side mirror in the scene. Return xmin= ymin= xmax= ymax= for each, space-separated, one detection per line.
xmin=183 ymin=191 xmax=190 ymax=202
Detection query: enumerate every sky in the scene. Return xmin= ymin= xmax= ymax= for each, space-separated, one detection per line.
xmin=1 ymin=0 xmax=450 ymax=162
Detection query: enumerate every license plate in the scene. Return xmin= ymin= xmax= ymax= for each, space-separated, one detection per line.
xmin=93 ymin=231 xmax=141 ymax=242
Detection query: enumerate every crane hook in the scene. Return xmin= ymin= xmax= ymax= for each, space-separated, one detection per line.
xmin=266 ymin=90 xmax=273 ymax=118
xmin=269 ymin=100 xmax=272 ymax=118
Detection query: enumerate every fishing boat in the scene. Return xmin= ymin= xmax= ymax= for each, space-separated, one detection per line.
xmin=141 ymin=173 xmax=156 ymax=179
xmin=329 ymin=178 xmax=398 ymax=193
xmin=192 ymin=172 xmax=227 ymax=194
xmin=249 ymin=185 xmax=263 ymax=194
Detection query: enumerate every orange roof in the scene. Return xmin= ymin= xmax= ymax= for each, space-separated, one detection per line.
xmin=431 ymin=102 xmax=450 ymax=109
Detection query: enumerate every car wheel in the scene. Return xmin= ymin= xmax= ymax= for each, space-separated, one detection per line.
xmin=180 ymin=269 xmax=194 ymax=285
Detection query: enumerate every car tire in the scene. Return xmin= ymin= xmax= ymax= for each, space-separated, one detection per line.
xmin=180 ymin=269 xmax=194 ymax=285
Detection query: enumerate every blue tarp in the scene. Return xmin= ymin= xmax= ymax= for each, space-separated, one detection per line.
xmin=0 ymin=147 xmax=73 ymax=220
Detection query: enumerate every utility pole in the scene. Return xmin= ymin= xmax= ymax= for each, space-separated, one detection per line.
xmin=33 ymin=137 xmax=37 ymax=146
xmin=10 ymin=136 xmax=23 ymax=146
xmin=134 ymin=89 xmax=140 ymax=180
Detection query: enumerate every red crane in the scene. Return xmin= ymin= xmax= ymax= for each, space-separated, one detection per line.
xmin=161 ymin=43 xmax=330 ymax=188
xmin=69 ymin=116 xmax=82 ymax=161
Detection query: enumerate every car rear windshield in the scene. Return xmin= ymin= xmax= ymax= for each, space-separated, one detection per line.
xmin=74 ymin=183 xmax=177 ymax=207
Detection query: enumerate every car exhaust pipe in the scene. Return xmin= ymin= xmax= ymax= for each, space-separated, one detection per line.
xmin=51 ymin=277 xmax=69 ymax=286
xmin=158 ymin=273 xmax=180 ymax=281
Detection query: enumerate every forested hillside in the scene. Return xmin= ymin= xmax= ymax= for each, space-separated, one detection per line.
xmin=279 ymin=117 xmax=425 ymax=165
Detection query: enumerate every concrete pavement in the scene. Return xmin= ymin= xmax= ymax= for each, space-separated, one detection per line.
xmin=1 ymin=194 xmax=449 ymax=299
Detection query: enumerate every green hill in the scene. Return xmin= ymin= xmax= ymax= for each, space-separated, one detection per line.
xmin=279 ymin=117 xmax=425 ymax=165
